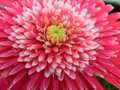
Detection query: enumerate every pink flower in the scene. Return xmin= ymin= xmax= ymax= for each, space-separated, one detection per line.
xmin=0 ymin=0 xmax=120 ymax=90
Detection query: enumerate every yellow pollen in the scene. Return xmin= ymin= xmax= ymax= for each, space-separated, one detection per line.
xmin=46 ymin=25 xmax=66 ymax=44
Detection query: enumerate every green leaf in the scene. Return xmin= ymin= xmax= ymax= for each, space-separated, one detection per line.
xmin=96 ymin=76 xmax=118 ymax=90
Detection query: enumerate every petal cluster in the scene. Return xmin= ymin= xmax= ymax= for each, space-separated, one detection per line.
xmin=0 ymin=0 xmax=120 ymax=90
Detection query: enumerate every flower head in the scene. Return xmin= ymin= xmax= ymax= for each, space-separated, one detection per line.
xmin=0 ymin=0 xmax=120 ymax=90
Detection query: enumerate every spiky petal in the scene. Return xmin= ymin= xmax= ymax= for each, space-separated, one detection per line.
xmin=0 ymin=0 xmax=120 ymax=90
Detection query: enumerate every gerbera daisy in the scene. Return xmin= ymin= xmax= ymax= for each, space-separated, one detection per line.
xmin=0 ymin=0 xmax=120 ymax=90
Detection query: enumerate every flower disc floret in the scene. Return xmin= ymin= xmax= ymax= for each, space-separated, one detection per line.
xmin=46 ymin=25 xmax=66 ymax=44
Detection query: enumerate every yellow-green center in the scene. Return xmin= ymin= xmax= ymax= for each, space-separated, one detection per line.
xmin=46 ymin=25 xmax=66 ymax=44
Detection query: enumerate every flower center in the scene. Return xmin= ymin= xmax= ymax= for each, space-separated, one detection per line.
xmin=46 ymin=25 xmax=66 ymax=44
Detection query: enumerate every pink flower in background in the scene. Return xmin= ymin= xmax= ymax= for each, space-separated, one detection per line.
xmin=0 ymin=0 xmax=120 ymax=90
